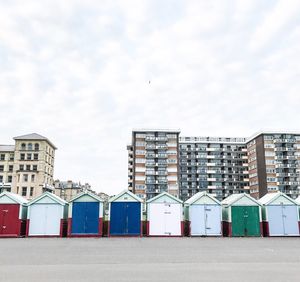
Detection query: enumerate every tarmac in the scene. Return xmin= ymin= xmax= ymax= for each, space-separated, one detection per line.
xmin=0 ymin=237 xmax=299 ymax=282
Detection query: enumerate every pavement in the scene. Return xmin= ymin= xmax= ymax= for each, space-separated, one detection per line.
xmin=0 ymin=237 xmax=300 ymax=282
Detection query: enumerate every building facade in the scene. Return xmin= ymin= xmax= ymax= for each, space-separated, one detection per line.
xmin=247 ymin=132 xmax=300 ymax=199
xmin=0 ymin=133 xmax=56 ymax=199
xmin=179 ymin=136 xmax=249 ymax=201
xmin=54 ymin=180 xmax=94 ymax=201
xmin=128 ymin=129 xmax=180 ymax=200
xmin=128 ymin=130 xmax=300 ymax=201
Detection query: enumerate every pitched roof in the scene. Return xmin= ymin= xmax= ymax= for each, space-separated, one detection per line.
xmin=0 ymin=191 xmax=28 ymax=205
xmin=109 ymin=190 xmax=143 ymax=203
xmin=69 ymin=191 xmax=104 ymax=203
xmin=27 ymin=192 xmax=67 ymax=206
xmin=222 ymin=193 xmax=261 ymax=206
xmin=259 ymin=192 xmax=297 ymax=205
xmin=13 ymin=133 xmax=57 ymax=149
xmin=185 ymin=191 xmax=221 ymax=205
xmin=0 ymin=145 xmax=15 ymax=152
xmin=146 ymin=192 xmax=183 ymax=204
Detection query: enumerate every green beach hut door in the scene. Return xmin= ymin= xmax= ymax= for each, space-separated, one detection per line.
xmin=231 ymin=206 xmax=260 ymax=236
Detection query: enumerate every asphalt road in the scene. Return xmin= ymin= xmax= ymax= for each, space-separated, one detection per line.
xmin=0 ymin=237 xmax=300 ymax=282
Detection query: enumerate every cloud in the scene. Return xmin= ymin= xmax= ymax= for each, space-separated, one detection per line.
xmin=0 ymin=0 xmax=300 ymax=195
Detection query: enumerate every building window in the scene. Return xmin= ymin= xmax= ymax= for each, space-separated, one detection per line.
xmin=22 ymin=187 xmax=27 ymax=197
xmin=31 ymin=174 xmax=35 ymax=182
xmin=26 ymin=165 xmax=30 ymax=171
xmin=32 ymin=165 xmax=37 ymax=171
xmin=28 ymin=143 xmax=33 ymax=150
xmin=9 ymin=153 xmax=14 ymax=161
xmin=9 ymin=165 xmax=13 ymax=172
xmin=0 ymin=165 xmax=3 ymax=172
xmin=19 ymin=165 xmax=24 ymax=171
xmin=23 ymin=174 xmax=28 ymax=182
xmin=20 ymin=153 xmax=25 ymax=160
xmin=0 ymin=175 xmax=3 ymax=182
xmin=21 ymin=143 xmax=26 ymax=150
xmin=7 ymin=176 xmax=12 ymax=183
xmin=30 ymin=187 xmax=34 ymax=197
xmin=34 ymin=143 xmax=39 ymax=151
xmin=0 ymin=154 xmax=5 ymax=161
xmin=27 ymin=153 xmax=32 ymax=160
xmin=34 ymin=153 xmax=38 ymax=160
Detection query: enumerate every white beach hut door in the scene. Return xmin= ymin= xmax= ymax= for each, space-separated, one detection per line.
xmin=149 ymin=204 xmax=165 ymax=235
xmin=29 ymin=204 xmax=61 ymax=236
xmin=204 ymin=205 xmax=222 ymax=235
xmin=282 ymin=206 xmax=299 ymax=235
xmin=164 ymin=204 xmax=181 ymax=236
xmin=268 ymin=206 xmax=284 ymax=235
xmin=190 ymin=205 xmax=205 ymax=235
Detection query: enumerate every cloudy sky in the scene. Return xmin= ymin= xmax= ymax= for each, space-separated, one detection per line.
xmin=1 ymin=0 xmax=300 ymax=195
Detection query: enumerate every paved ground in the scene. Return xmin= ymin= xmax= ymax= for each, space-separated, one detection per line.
xmin=0 ymin=237 xmax=300 ymax=282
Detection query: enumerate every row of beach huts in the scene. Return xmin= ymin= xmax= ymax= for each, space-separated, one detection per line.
xmin=1 ymin=189 xmax=300 ymax=238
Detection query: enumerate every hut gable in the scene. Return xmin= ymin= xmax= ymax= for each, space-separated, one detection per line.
xmin=222 ymin=193 xmax=260 ymax=207
xmin=147 ymin=192 xmax=183 ymax=204
xmin=109 ymin=190 xmax=142 ymax=203
xmin=28 ymin=192 xmax=67 ymax=206
xmin=259 ymin=192 xmax=297 ymax=206
xmin=70 ymin=192 xmax=103 ymax=203
xmin=0 ymin=192 xmax=28 ymax=205
xmin=185 ymin=192 xmax=220 ymax=206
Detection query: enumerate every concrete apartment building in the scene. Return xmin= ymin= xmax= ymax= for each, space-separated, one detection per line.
xmin=128 ymin=129 xmax=300 ymax=201
xmin=0 ymin=133 xmax=56 ymax=199
xmin=179 ymin=136 xmax=249 ymax=202
xmin=128 ymin=129 xmax=180 ymax=200
xmin=247 ymin=132 xmax=300 ymax=199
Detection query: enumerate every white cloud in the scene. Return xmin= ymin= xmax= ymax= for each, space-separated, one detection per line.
xmin=0 ymin=0 xmax=300 ymax=195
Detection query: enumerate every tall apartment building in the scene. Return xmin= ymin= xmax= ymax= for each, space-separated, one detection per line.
xmin=128 ymin=129 xmax=180 ymax=200
xmin=247 ymin=132 xmax=300 ymax=199
xmin=179 ymin=136 xmax=249 ymax=201
xmin=128 ymin=129 xmax=300 ymax=201
xmin=0 ymin=133 xmax=56 ymax=199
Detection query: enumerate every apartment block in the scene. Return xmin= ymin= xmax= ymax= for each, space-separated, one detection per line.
xmin=247 ymin=132 xmax=300 ymax=199
xmin=179 ymin=136 xmax=249 ymax=202
xmin=0 ymin=133 xmax=56 ymax=199
xmin=129 ymin=129 xmax=180 ymax=200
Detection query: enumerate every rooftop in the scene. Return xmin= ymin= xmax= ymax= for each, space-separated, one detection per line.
xmin=0 ymin=145 xmax=15 ymax=152
xmin=13 ymin=133 xmax=57 ymax=149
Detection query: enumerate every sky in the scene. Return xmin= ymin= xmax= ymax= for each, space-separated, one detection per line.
xmin=0 ymin=0 xmax=300 ymax=196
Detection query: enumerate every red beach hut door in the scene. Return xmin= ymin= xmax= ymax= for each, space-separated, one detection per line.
xmin=0 ymin=204 xmax=20 ymax=236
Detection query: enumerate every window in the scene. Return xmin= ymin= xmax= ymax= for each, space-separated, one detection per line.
xmin=0 ymin=154 xmax=5 ymax=161
xmin=27 ymin=153 xmax=32 ymax=160
xmin=0 ymin=165 xmax=3 ymax=172
xmin=22 ymin=187 xmax=27 ymax=197
xmin=9 ymin=165 xmax=13 ymax=172
xmin=7 ymin=176 xmax=12 ymax=183
xmin=9 ymin=153 xmax=14 ymax=161
xmin=30 ymin=187 xmax=34 ymax=197
xmin=19 ymin=165 xmax=24 ymax=171
xmin=21 ymin=143 xmax=26 ymax=150
xmin=0 ymin=175 xmax=3 ymax=182
xmin=34 ymin=154 xmax=38 ymax=160
xmin=31 ymin=174 xmax=35 ymax=182
xmin=20 ymin=153 xmax=25 ymax=160
xmin=23 ymin=174 xmax=28 ymax=182
xmin=34 ymin=143 xmax=39 ymax=151
xmin=32 ymin=165 xmax=37 ymax=171
xmin=28 ymin=143 xmax=33 ymax=150
xmin=26 ymin=165 xmax=30 ymax=171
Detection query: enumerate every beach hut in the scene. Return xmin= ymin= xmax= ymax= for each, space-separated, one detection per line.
xmin=108 ymin=190 xmax=143 ymax=236
xmin=67 ymin=191 xmax=104 ymax=237
xmin=222 ymin=193 xmax=262 ymax=237
xmin=147 ymin=192 xmax=183 ymax=236
xmin=185 ymin=191 xmax=222 ymax=236
xmin=26 ymin=192 xmax=68 ymax=237
xmin=259 ymin=192 xmax=299 ymax=236
xmin=0 ymin=192 xmax=28 ymax=237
